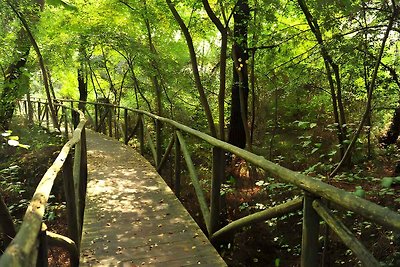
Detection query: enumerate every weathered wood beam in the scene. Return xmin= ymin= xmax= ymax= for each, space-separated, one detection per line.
xmin=211 ymin=197 xmax=303 ymax=241
xmin=47 ymin=231 xmax=79 ymax=267
xmin=176 ymin=131 xmax=211 ymax=234
xmin=313 ymin=200 xmax=380 ymax=267
xmin=0 ymin=109 xmax=86 ymax=266
xmin=142 ymin=117 xmax=157 ymax=164
xmin=157 ymin=136 xmax=175 ymax=172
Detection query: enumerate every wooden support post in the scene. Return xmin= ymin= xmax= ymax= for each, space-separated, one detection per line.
xmin=62 ymin=106 xmax=68 ymax=140
xmin=45 ymin=104 xmax=49 ymax=129
xmin=157 ymin=136 xmax=175 ymax=172
xmin=36 ymin=224 xmax=48 ymax=267
xmin=46 ymin=231 xmax=79 ymax=267
xmin=156 ymin=119 xmax=162 ymax=167
xmin=115 ymin=107 xmax=119 ymax=139
xmin=73 ymin=140 xmax=83 ymax=238
xmin=108 ymin=107 xmax=112 ymax=137
xmin=94 ymin=103 xmax=98 ymax=132
xmin=210 ymin=147 xmax=224 ymax=235
xmin=124 ymin=108 xmax=128 ymax=144
xmin=176 ymin=131 xmax=211 ymax=234
xmin=62 ymin=153 xmax=80 ymax=247
xmin=301 ymin=192 xmax=320 ymax=267
xmin=139 ymin=115 xmax=144 ymax=156
xmin=174 ymin=132 xmax=181 ymax=198
xmin=313 ymin=200 xmax=380 ymax=267
xmin=27 ymin=93 xmax=33 ymax=124
xmin=78 ymin=127 xmax=88 ymax=232
xmin=37 ymin=102 xmax=41 ymax=124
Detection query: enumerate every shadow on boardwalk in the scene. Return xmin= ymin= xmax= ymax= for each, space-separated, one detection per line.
xmin=80 ymin=130 xmax=226 ymax=266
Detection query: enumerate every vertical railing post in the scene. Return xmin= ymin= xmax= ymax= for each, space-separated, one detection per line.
xmin=45 ymin=103 xmax=49 ymax=129
xmin=156 ymin=119 xmax=162 ymax=167
xmin=62 ymin=106 xmax=68 ymax=140
xmin=210 ymin=147 xmax=224 ymax=235
xmin=36 ymin=223 xmax=48 ymax=267
xmin=37 ymin=102 xmax=41 ymax=124
xmin=301 ymin=192 xmax=320 ymax=267
xmin=174 ymin=131 xmax=181 ymax=198
xmin=94 ymin=103 xmax=98 ymax=132
xmin=115 ymin=107 xmax=119 ymax=139
xmin=78 ymin=126 xmax=88 ymax=230
xmin=124 ymin=108 xmax=128 ymax=145
xmin=63 ymin=152 xmax=80 ymax=247
xmin=139 ymin=114 xmax=144 ymax=155
xmin=108 ymin=106 xmax=112 ymax=137
xmin=27 ymin=93 xmax=33 ymax=124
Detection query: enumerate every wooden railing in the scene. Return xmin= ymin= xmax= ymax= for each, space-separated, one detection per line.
xmin=0 ymin=100 xmax=87 ymax=266
xmin=6 ymin=98 xmax=400 ymax=266
xmin=55 ymin=98 xmax=400 ymax=266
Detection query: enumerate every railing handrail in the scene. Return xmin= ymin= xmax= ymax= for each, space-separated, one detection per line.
xmin=51 ymin=98 xmax=400 ymax=231
xmin=22 ymin=97 xmax=400 ymax=266
xmin=0 ymin=102 xmax=86 ymax=266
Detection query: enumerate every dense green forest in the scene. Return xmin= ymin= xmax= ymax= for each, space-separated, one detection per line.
xmin=1 ymin=0 xmax=400 ymax=266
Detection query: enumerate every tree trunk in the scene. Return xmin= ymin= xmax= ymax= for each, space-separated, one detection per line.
xmin=166 ymin=0 xmax=217 ymax=137
xmin=297 ymin=0 xmax=350 ymax=167
xmin=381 ymin=104 xmax=400 ymax=146
xmin=228 ymin=0 xmax=250 ymax=149
xmin=8 ymin=1 xmax=59 ymax=129
xmin=0 ymin=29 xmax=30 ymax=130
xmin=78 ymin=65 xmax=87 ymax=112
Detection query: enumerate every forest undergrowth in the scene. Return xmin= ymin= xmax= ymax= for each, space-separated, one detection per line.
xmin=168 ymin=123 xmax=400 ymax=267
xmin=0 ymin=117 xmax=69 ymax=266
xmin=1 ymin=118 xmax=400 ymax=266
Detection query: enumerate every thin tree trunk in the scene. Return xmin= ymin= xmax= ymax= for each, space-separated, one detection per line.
xmin=8 ymin=1 xmax=59 ymax=129
xmin=330 ymin=2 xmax=398 ymax=177
xmin=297 ymin=0 xmax=347 ymax=161
xmin=201 ymin=0 xmax=228 ymax=141
xmin=166 ymin=0 xmax=217 ymax=137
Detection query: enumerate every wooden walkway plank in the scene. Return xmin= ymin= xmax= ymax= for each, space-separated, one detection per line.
xmin=80 ymin=130 xmax=226 ymax=266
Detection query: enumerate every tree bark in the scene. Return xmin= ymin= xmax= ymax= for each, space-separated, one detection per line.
xmin=78 ymin=65 xmax=87 ymax=112
xmin=228 ymin=0 xmax=250 ymax=149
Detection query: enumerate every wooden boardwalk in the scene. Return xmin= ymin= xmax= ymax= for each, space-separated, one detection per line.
xmin=80 ymin=130 xmax=226 ymax=266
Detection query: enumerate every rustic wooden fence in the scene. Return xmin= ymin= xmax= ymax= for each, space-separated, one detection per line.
xmin=3 ymin=98 xmax=400 ymax=266
xmin=0 ymin=99 xmax=87 ymax=266
xmin=53 ymin=98 xmax=400 ymax=267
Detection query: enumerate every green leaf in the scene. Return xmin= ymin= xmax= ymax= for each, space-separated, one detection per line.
xmin=381 ymin=177 xmax=393 ymax=188
xmin=18 ymin=144 xmax=30 ymax=149
xmin=9 ymin=136 xmax=19 ymax=141
xmin=275 ymin=258 xmax=281 ymax=267
xmin=311 ymin=147 xmax=319 ymax=154
xmin=353 ymin=186 xmax=365 ymax=198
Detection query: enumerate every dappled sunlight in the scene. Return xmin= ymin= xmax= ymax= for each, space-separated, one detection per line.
xmin=80 ymin=130 xmax=225 ymax=266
